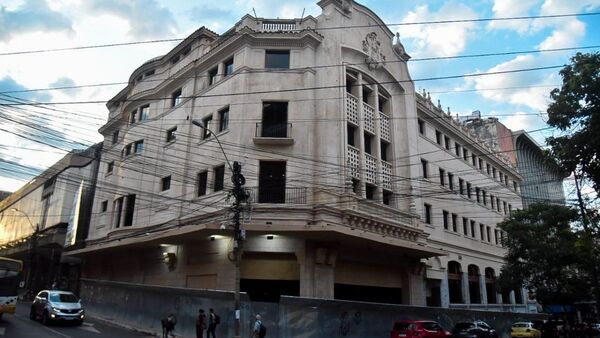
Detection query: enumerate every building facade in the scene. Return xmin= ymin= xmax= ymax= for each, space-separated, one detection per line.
xmin=70 ymin=0 xmax=537 ymax=311
xmin=0 ymin=145 xmax=101 ymax=293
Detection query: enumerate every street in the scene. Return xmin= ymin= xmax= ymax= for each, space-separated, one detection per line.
xmin=0 ymin=302 xmax=153 ymax=338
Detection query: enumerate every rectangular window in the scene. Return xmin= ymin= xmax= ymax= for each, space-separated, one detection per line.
xmin=365 ymin=184 xmax=375 ymax=200
xmin=107 ymin=161 xmax=114 ymax=174
xmin=495 ymin=230 xmax=499 ymax=245
xmin=101 ymin=200 xmax=108 ymax=212
xmin=202 ymin=115 xmax=213 ymax=139
xmin=486 ymin=226 xmax=492 ymax=243
xmin=259 ymin=161 xmax=287 ymax=203
xmin=476 ymin=187 xmax=481 ymax=203
xmin=421 ymin=159 xmax=429 ymax=178
xmin=209 ymin=67 xmax=218 ymax=85
xmin=480 ymin=224 xmax=485 ymax=241
xmin=448 ymin=173 xmax=454 ymax=191
xmin=455 ymin=142 xmax=461 ymax=156
xmin=467 ymin=182 xmax=472 ymax=198
xmin=490 ymin=195 xmax=495 ymax=209
xmin=478 ymin=158 xmax=483 ymax=170
xmin=134 ymin=140 xmax=144 ymax=153
xmin=486 ymin=163 xmax=491 ymax=175
xmin=418 ymin=119 xmax=425 ymax=135
xmin=383 ymin=190 xmax=392 ymax=206
xmin=113 ymin=197 xmax=123 ymax=228
xmin=452 ymin=213 xmax=457 ymax=232
xmin=470 ymin=220 xmax=476 ymax=238
xmin=224 ymin=57 xmax=234 ymax=76
xmin=166 ymin=126 xmax=177 ymax=142
xmin=139 ymin=105 xmax=150 ymax=121
xmin=161 ymin=175 xmax=171 ymax=191
xmin=505 ymin=175 xmax=509 ymax=186
xmin=197 ymin=171 xmax=208 ymax=197
xmin=171 ymin=88 xmax=182 ymax=107
xmin=218 ymin=107 xmax=229 ymax=132
xmin=424 ymin=203 xmax=432 ymax=224
xmin=436 ymin=130 xmax=442 ymax=145
xmin=509 ymin=204 xmax=513 ymax=215
xmin=482 ymin=190 xmax=487 ymax=205
xmin=503 ymin=201 xmax=507 ymax=214
xmin=347 ymin=124 xmax=356 ymax=146
xmin=439 ymin=168 xmax=445 ymax=186
xmin=492 ymin=167 xmax=497 ymax=179
xmin=443 ymin=210 xmax=449 ymax=230
xmin=463 ymin=148 xmax=468 ymax=161
xmin=262 ymin=101 xmax=288 ymax=137
xmin=459 ymin=178 xmax=464 ymax=195
xmin=380 ymin=141 xmax=389 ymax=162
xmin=462 ymin=217 xmax=468 ymax=235
xmin=129 ymin=110 xmax=137 ymax=124
xmin=497 ymin=197 xmax=501 ymax=212
xmin=364 ymin=133 xmax=373 ymax=155
xmin=444 ymin=136 xmax=450 ymax=150
xmin=124 ymin=194 xmax=136 ymax=227
xmin=472 ymin=154 xmax=477 ymax=166
xmin=513 ymin=181 xmax=518 ymax=191
xmin=123 ymin=143 xmax=132 ymax=157
xmin=265 ymin=50 xmax=290 ymax=69
xmin=214 ymin=165 xmax=225 ymax=192
xmin=112 ymin=130 xmax=119 ymax=144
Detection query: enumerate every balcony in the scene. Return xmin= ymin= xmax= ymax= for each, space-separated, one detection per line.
xmin=261 ymin=21 xmax=297 ymax=31
xmin=345 ymin=93 xmax=359 ymax=125
xmin=347 ymin=145 xmax=360 ymax=179
xmin=246 ymin=186 xmax=307 ymax=204
xmin=253 ymin=123 xmax=294 ymax=145
xmin=380 ymin=111 xmax=391 ymax=141
xmin=363 ymin=102 xmax=375 ymax=133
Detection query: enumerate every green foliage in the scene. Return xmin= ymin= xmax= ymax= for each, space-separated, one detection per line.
xmin=546 ymin=52 xmax=600 ymax=192
xmin=497 ymin=203 xmax=590 ymax=305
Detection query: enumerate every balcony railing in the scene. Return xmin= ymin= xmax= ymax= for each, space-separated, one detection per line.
xmin=365 ymin=153 xmax=377 ymax=184
xmin=347 ymin=145 xmax=360 ymax=179
xmin=246 ymin=187 xmax=307 ymax=204
xmin=253 ymin=123 xmax=293 ymax=145
xmin=363 ymin=102 xmax=375 ymax=133
xmin=380 ymin=111 xmax=391 ymax=141
xmin=262 ymin=21 xmax=297 ymax=31
xmin=345 ymin=93 xmax=359 ymax=125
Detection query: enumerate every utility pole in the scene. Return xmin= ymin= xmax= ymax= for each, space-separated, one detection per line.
xmin=230 ymin=161 xmax=247 ymax=338
xmin=574 ymin=172 xmax=600 ymax=320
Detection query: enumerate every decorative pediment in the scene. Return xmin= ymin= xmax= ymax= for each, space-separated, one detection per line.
xmin=362 ymin=32 xmax=386 ymax=70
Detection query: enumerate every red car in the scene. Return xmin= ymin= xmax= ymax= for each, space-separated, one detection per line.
xmin=391 ymin=320 xmax=452 ymax=338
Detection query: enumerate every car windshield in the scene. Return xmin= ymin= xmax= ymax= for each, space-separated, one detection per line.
xmin=513 ymin=323 xmax=531 ymax=328
xmin=456 ymin=323 xmax=475 ymax=329
xmin=49 ymin=293 xmax=78 ymax=303
xmin=422 ymin=322 xmax=442 ymax=331
xmin=393 ymin=323 xmax=415 ymax=331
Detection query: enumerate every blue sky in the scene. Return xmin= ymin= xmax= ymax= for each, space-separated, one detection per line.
xmin=0 ymin=0 xmax=599 ymax=193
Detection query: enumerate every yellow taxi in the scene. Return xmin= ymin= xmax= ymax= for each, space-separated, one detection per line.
xmin=511 ymin=322 xmax=541 ymax=338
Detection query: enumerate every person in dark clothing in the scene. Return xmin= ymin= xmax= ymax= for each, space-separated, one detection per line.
xmin=206 ymin=308 xmax=217 ymax=338
xmin=196 ymin=309 xmax=206 ymax=338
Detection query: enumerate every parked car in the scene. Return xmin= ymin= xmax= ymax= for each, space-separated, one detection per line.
xmin=29 ymin=290 xmax=84 ymax=325
xmin=511 ymin=322 xmax=541 ymax=338
xmin=391 ymin=320 xmax=452 ymax=338
xmin=452 ymin=321 xmax=498 ymax=338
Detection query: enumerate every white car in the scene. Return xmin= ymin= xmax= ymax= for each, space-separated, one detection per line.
xmin=29 ymin=290 xmax=85 ymax=325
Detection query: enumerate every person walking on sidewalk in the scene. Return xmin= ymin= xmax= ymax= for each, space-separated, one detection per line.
xmin=253 ymin=314 xmax=266 ymax=338
xmin=206 ymin=308 xmax=218 ymax=338
xmin=196 ymin=309 xmax=206 ymax=338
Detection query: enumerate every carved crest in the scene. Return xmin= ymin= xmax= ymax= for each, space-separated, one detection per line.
xmin=362 ymin=32 xmax=386 ymax=70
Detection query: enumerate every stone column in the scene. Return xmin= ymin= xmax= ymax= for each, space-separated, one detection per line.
xmin=479 ymin=273 xmax=488 ymax=305
xmin=402 ymin=262 xmax=426 ymax=306
xmin=356 ymin=73 xmax=366 ymax=197
xmin=440 ymin=273 xmax=450 ymax=308
xmin=299 ymin=244 xmax=336 ymax=299
xmin=509 ymin=290 xmax=516 ymax=304
xmin=372 ymin=85 xmax=383 ymax=202
xmin=461 ymin=272 xmax=470 ymax=305
xmin=496 ymin=292 xmax=503 ymax=305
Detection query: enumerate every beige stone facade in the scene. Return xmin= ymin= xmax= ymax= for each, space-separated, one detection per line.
xmin=71 ymin=0 xmax=541 ymax=311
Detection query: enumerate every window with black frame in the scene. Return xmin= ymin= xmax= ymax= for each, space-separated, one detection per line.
xmin=265 ymin=50 xmax=290 ymax=69
xmin=261 ymin=102 xmax=288 ymax=137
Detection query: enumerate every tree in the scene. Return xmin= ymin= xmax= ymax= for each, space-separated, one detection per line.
xmin=497 ymin=203 xmax=589 ymax=306
xmin=546 ymin=52 xmax=600 ymax=193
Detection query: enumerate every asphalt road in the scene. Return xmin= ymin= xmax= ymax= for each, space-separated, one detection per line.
xmin=0 ymin=302 xmax=154 ymax=338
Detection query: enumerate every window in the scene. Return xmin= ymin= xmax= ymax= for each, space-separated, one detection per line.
xmin=444 ymin=136 xmax=450 ymax=150
xmin=508 ymin=204 xmax=513 ymax=215
xmin=486 ymin=163 xmax=491 ymax=175
xmin=259 ymin=161 xmax=286 ymax=203
xmin=171 ymin=88 xmax=182 ymax=107
xmin=470 ymin=220 xmax=476 ymax=238
xmin=166 ymin=126 xmax=177 ymax=142
xmin=218 ymin=107 xmax=229 ymax=132
xmin=476 ymin=187 xmax=481 ymax=203
xmin=478 ymin=158 xmax=483 ymax=170
xmin=467 ymin=182 xmax=472 ymax=198
xmin=463 ymin=217 xmax=468 ymax=235
xmin=161 ymin=176 xmax=171 ymax=191
xmin=347 ymin=124 xmax=356 ymax=146
xmin=224 ymin=57 xmax=234 ymax=76
xmin=112 ymin=130 xmax=119 ymax=144
xmin=113 ymin=197 xmax=123 ymax=228
xmin=472 ymin=154 xmax=477 ymax=166
xmin=492 ymin=167 xmax=497 ymax=179
xmin=139 ymin=105 xmax=150 ymax=121
xmin=455 ymin=142 xmax=461 ymax=156
xmin=448 ymin=173 xmax=454 ymax=191
xmin=486 ymin=226 xmax=491 ymax=243
xmin=495 ymin=230 xmax=499 ymax=245
xmin=383 ymin=190 xmax=392 ymax=206
xmin=365 ymin=184 xmax=375 ymax=200
xmin=202 ymin=115 xmax=213 ymax=139
xmin=364 ymin=133 xmax=373 ymax=155
xmin=265 ymin=50 xmax=290 ymax=69
xmin=463 ymin=148 xmax=469 ymax=161
xmin=129 ymin=110 xmax=137 ymax=124
xmin=452 ymin=213 xmax=457 ymax=232
xmin=107 ymin=161 xmax=114 ymax=174
xmin=214 ymin=165 xmax=225 ymax=192
xmin=436 ymin=130 xmax=442 ymax=145
xmin=490 ymin=195 xmax=495 ymax=209
xmin=380 ymin=141 xmax=389 ymax=162
xmin=482 ymin=190 xmax=487 ymax=205
xmin=134 ymin=140 xmax=144 ymax=154
xmin=424 ymin=203 xmax=432 ymax=224
xmin=197 ymin=171 xmax=208 ymax=197
xmin=503 ymin=201 xmax=507 ymax=214
xmin=421 ymin=159 xmax=429 ymax=178
xmin=439 ymin=168 xmax=446 ymax=186
xmin=418 ymin=119 xmax=425 ymax=135
xmin=261 ymin=102 xmax=288 ymax=137
xmin=480 ymin=224 xmax=485 ymax=241
xmin=209 ymin=67 xmax=218 ymax=85
xmin=124 ymin=194 xmax=136 ymax=227
xmin=505 ymin=175 xmax=509 ymax=186
xmin=122 ymin=143 xmax=132 ymax=157
xmin=497 ymin=197 xmax=501 ymax=212
xmin=513 ymin=181 xmax=518 ymax=191
xmin=101 ymin=200 xmax=108 ymax=212
xmin=443 ymin=210 xmax=449 ymax=230
xmin=459 ymin=178 xmax=464 ymax=195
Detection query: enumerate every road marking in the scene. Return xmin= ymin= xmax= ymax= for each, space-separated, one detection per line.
xmin=79 ymin=324 xmax=101 ymax=334
xmin=44 ymin=326 xmax=72 ymax=338
xmin=0 ymin=327 xmax=5 ymax=336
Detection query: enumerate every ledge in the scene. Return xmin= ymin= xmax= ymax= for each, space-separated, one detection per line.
xmin=252 ymin=137 xmax=294 ymax=145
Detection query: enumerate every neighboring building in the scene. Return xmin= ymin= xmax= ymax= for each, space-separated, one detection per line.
xmin=0 ymin=144 xmax=102 ymax=293
xmin=69 ymin=0 xmax=530 ymax=311
xmin=0 ymin=191 xmax=11 ymax=202
xmin=513 ymin=131 xmax=566 ymax=207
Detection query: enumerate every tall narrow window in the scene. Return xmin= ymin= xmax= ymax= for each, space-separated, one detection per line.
xmin=171 ymin=88 xmax=182 ymax=107
xmin=123 ymin=194 xmax=136 ymax=227
xmin=421 ymin=159 xmax=429 ymax=178
xmin=470 ymin=220 xmax=476 ymax=238
xmin=166 ymin=126 xmax=177 ymax=142
xmin=436 ymin=130 xmax=442 ymax=145
xmin=364 ymin=133 xmax=373 ymax=155
xmin=424 ymin=203 xmax=432 ymax=224
xmin=218 ymin=107 xmax=229 ymax=132
xmin=134 ymin=140 xmax=144 ymax=153
xmin=265 ymin=50 xmax=290 ymax=69
xmin=459 ymin=178 xmax=464 ymax=195
xmin=472 ymin=154 xmax=477 ymax=166
xmin=224 ymin=57 xmax=234 ymax=76
xmin=490 ymin=195 xmax=495 ymax=209
xmin=347 ymin=124 xmax=356 ymax=146
xmin=455 ymin=142 xmax=461 ymax=156
xmin=482 ymin=190 xmax=487 ymax=205
xmin=113 ymin=197 xmax=123 ymax=228
xmin=448 ymin=173 xmax=454 ymax=191
xmin=463 ymin=148 xmax=469 ymax=161
xmin=259 ymin=161 xmax=286 ymax=203
xmin=214 ymin=165 xmax=225 ymax=192
xmin=451 ymin=213 xmax=458 ymax=232
xmin=462 ymin=217 xmax=468 ymax=235
xmin=112 ymin=130 xmax=119 ymax=144
xmin=139 ymin=105 xmax=150 ymax=121
xmin=107 ymin=161 xmax=114 ymax=174
xmin=129 ymin=110 xmax=137 ymax=124
xmin=197 ymin=171 xmax=208 ymax=197
xmin=380 ymin=141 xmax=389 ymax=162
xmin=476 ymin=187 xmax=481 ymax=203
xmin=418 ymin=119 xmax=425 ymax=135
xmin=486 ymin=163 xmax=491 ymax=175
xmin=209 ymin=67 xmax=218 ymax=85
xmin=478 ymin=158 xmax=483 ymax=170
xmin=161 ymin=176 xmax=171 ymax=191
xmin=443 ymin=210 xmax=449 ymax=230
xmin=486 ymin=226 xmax=492 ymax=243
xmin=467 ymin=182 xmax=472 ymax=198
xmin=101 ymin=201 xmax=108 ymax=212
xmin=444 ymin=136 xmax=450 ymax=150
xmin=262 ymin=102 xmax=288 ymax=137
xmin=480 ymin=224 xmax=485 ymax=241
xmin=202 ymin=115 xmax=213 ymax=139
xmin=439 ymin=168 xmax=446 ymax=186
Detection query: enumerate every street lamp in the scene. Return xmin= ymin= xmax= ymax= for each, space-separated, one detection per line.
xmin=192 ymin=119 xmax=246 ymax=338
xmin=11 ymin=207 xmax=40 ymax=296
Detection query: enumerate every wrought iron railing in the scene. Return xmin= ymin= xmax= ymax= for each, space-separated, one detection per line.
xmin=246 ymin=186 xmax=307 ymax=204
xmin=255 ymin=122 xmax=292 ymax=138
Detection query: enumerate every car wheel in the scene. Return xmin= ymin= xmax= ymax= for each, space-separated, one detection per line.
xmin=41 ymin=311 xmax=50 ymax=326
xmin=29 ymin=307 xmax=36 ymax=320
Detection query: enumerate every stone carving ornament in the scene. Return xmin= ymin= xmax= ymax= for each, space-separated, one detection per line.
xmin=362 ymin=32 xmax=386 ymax=70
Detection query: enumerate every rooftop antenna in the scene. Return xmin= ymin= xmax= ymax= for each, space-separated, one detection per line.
xmin=252 ymin=8 xmax=258 ymax=18
xmin=300 ymin=8 xmax=305 ymax=21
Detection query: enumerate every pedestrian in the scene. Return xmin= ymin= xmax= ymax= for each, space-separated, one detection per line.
xmin=253 ymin=314 xmax=266 ymax=338
xmin=196 ymin=309 xmax=206 ymax=338
xmin=206 ymin=308 xmax=219 ymax=338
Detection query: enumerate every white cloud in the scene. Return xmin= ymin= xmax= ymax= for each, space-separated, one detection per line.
xmin=399 ymin=2 xmax=479 ymax=57
xmin=536 ymin=18 xmax=585 ymax=49
xmin=488 ymin=0 xmax=541 ymax=34
xmin=501 ymin=111 xmax=540 ymax=131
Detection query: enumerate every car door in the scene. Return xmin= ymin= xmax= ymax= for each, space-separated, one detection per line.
xmin=34 ymin=292 xmax=48 ymax=315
